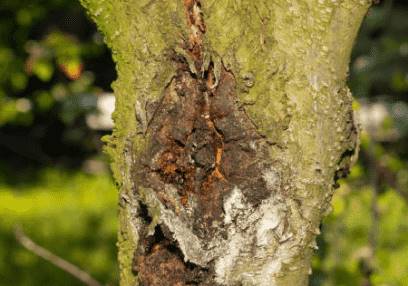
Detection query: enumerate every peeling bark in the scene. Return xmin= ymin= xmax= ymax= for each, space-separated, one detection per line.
xmin=79 ymin=0 xmax=372 ymax=285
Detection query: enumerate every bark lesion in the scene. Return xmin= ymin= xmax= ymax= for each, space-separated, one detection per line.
xmin=183 ymin=0 xmax=206 ymax=73
xmin=139 ymin=57 xmax=269 ymax=223
xmin=131 ymin=45 xmax=278 ymax=286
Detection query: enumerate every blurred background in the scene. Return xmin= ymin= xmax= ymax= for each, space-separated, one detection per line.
xmin=0 ymin=0 xmax=406 ymax=285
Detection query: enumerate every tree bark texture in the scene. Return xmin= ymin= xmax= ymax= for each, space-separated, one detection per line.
xmin=79 ymin=0 xmax=372 ymax=285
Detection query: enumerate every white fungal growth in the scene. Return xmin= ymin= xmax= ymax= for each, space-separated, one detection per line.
xmin=262 ymin=167 xmax=281 ymax=190
xmin=215 ymin=187 xmax=251 ymax=282
xmin=215 ymin=186 xmax=296 ymax=286
xmin=223 ymin=186 xmax=247 ymax=225
xmin=256 ymin=204 xmax=282 ymax=246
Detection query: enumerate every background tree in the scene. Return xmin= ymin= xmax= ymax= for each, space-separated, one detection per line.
xmin=79 ymin=0 xmax=371 ymax=285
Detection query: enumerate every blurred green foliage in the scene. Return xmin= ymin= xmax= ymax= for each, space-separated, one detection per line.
xmin=311 ymin=175 xmax=408 ymax=286
xmin=0 ymin=0 xmax=407 ymax=285
xmin=0 ymin=0 xmax=115 ymax=167
xmin=0 ymin=169 xmax=118 ymax=285
xmin=0 ymin=0 xmax=118 ymax=284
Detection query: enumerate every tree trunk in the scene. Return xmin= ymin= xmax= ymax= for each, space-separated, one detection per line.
xmin=79 ymin=1 xmax=372 ymax=285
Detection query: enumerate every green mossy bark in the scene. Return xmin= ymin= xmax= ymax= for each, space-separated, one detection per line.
xmin=79 ymin=0 xmax=372 ymax=285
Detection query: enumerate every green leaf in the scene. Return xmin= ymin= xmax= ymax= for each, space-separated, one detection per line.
xmin=32 ymin=60 xmax=54 ymax=82
xmin=10 ymin=72 xmax=28 ymax=91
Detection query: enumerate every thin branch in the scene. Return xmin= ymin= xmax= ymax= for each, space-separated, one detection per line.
xmin=14 ymin=226 xmax=103 ymax=286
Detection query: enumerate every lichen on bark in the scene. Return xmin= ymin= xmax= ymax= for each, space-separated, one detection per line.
xmin=79 ymin=0 xmax=372 ymax=285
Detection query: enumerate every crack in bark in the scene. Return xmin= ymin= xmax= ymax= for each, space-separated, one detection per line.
xmin=183 ymin=0 xmax=206 ymax=73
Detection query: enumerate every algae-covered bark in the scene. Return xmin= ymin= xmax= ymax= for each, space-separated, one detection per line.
xmin=79 ymin=0 xmax=372 ymax=285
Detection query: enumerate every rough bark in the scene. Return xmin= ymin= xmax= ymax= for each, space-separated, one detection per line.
xmin=79 ymin=0 xmax=372 ymax=285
